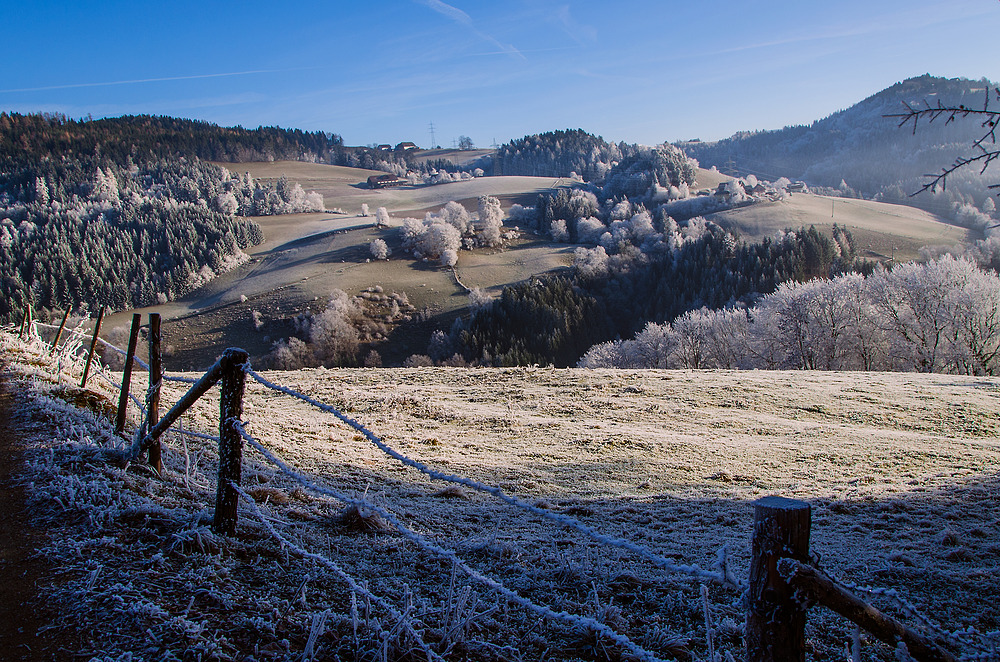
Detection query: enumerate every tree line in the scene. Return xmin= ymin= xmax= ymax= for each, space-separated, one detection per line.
xmin=447 ymin=224 xmax=863 ymax=366
xmin=580 ymin=255 xmax=1000 ymax=375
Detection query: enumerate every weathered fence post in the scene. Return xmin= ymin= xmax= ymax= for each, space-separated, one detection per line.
xmin=214 ymin=348 xmax=249 ymax=536
xmin=49 ymin=307 xmax=72 ymax=355
xmin=147 ymin=313 xmax=163 ymax=475
xmin=80 ymin=305 xmax=107 ymax=388
xmin=114 ymin=313 xmax=142 ymax=435
xmin=19 ymin=306 xmax=32 ymax=340
xmin=747 ymin=496 xmax=812 ymax=662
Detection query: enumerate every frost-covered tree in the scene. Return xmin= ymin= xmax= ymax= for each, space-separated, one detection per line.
xmin=439 ymin=201 xmax=472 ymax=234
xmin=477 ymin=195 xmax=503 ymax=247
xmin=361 ymin=203 xmax=370 ymax=217
xmin=375 ymin=206 xmax=390 ymax=227
xmin=369 ymin=238 xmax=389 ymax=260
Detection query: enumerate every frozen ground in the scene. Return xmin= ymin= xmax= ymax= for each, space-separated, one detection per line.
xmin=2 ymin=329 xmax=998 ymax=661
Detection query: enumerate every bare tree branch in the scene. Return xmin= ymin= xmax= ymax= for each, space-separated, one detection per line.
xmin=884 ymin=87 xmax=1000 ymax=196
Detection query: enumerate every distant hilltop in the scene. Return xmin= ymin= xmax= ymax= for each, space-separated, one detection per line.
xmin=682 ymin=74 xmax=999 ymax=216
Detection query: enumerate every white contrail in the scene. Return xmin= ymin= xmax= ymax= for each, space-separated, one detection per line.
xmin=415 ymin=0 xmax=524 ymax=60
xmin=0 ymin=67 xmax=314 ymax=94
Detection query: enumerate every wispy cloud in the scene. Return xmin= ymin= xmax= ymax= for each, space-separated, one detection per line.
xmin=415 ymin=0 xmax=525 ymax=60
xmin=553 ymin=5 xmax=597 ymax=45
xmin=0 ymin=67 xmax=318 ymax=94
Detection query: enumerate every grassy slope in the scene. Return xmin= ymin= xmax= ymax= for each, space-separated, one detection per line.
xmin=7 ymin=330 xmax=999 ymax=661
xmin=707 ymin=193 xmax=972 ymax=262
xmin=102 ymin=163 xmax=971 ymax=369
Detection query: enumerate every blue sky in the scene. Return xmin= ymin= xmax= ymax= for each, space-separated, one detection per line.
xmin=3 ymin=0 xmax=999 ymax=148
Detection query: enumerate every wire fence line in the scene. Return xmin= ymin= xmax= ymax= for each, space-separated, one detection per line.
xmin=234 ymin=482 xmax=448 ymax=662
xmin=235 ymin=423 xmax=671 ymax=662
xmin=14 ymin=322 xmax=996 ymax=661
xmin=243 ymin=366 xmax=738 ymax=589
xmin=837 ymin=578 xmax=999 ymax=658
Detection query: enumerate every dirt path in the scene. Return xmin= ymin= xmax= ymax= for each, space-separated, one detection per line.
xmin=0 ymin=365 xmax=78 ymax=660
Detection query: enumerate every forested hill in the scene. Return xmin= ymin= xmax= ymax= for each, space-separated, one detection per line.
xmin=683 ymin=75 xmax=998 ymax=216
xmin=0 ymin=113 xmax=344 ymax=166
xmin=0 ymin=113 xmax=342 ymax=321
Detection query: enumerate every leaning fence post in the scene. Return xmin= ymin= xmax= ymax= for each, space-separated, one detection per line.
xmin=147 ymin=312 xmax=163 ymax=475
xmin=80 ymin=305 xmax=107 ymax=388
xmin=214 ymin=348 xmax=249 ymax=536
xmin=747 ymin=496 xmax=812 ymax=662
xmin=115 ymin=313 xmax=142 ymax=435
xmin=50 ymin=307 xmax=72 ymax=355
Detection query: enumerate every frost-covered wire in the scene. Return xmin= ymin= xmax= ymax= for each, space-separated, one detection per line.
xmin=234 ymin=483 xmax=446 ymax=662
xmin=163 ymin=374 xmax=198 ymax=385
xmin=171 ymin=428 xmax=220 ymax=443
xmin=93 ymin=366 xmax=147 ymax=414
xmin=834 ymin=577 xmax=999 ymax=659
xmin=244 ymin=366 xmax=734 ymax=588
xmin=237 ymin=422 xmax=670 ymax=662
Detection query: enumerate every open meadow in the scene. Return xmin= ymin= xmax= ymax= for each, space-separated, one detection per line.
xmin=101 ymin=163 xmax=973 ymax=371
xmin=4 ymin=330 xmax=999 ymax=661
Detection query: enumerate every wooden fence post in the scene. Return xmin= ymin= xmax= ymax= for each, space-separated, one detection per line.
xmin=50 ymin=307 xmax=72 ymax=355
xmin=214 ymin=348 xmax=249 ymax=536
xmin=147 ymin=313 xmax=163 ymax=475
xmin=19 ymin=306 xmax=32 ymax=340
xmin=747 ymin=496 xmax=812 ymax=662
xmin=114 ymin=313 xmax=142 ymax=435
xmin=80 ymin=305 xmax=107 ymax=388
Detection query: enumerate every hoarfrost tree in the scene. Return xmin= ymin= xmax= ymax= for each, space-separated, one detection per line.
xmin=439 ymin=201 xmax=472 ymax=234
xmin=369 ymin=238 xmax=389 ymax=260
xmin=375 ymin=206 xmax=390 ymax=227
xmin=477 ymin=195 xmax=503 ymax=247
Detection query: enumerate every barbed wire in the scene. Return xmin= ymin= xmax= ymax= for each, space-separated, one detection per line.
xmin=234 ymin=483 xmax=447 ymax=662
xmin=235 ymin=421 xmax=671 ymax=662
xmin=243 ymin=365 xmax=735 ymax=589
xmin=834 ymin=577 xmax=999 ymax=659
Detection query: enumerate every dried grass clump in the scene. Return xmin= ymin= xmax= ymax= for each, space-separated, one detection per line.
xmin=47 ymin=385 xmax=117 ymax=421
xmin=336 ymin=503 xmax=394 ymax=533
xmin=245 ymin=486 xmax=292 ymax=505
xmin=433 ymin=485 xmax=469 ymax=499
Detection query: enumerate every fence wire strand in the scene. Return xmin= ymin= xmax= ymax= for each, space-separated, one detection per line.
xmin=234 ymin=483 xmax=446 ymax=662
xmin=244 ymin=365 xmax=734 ymax=589
xmin=236 ymin=421 xmax=670 ymax=662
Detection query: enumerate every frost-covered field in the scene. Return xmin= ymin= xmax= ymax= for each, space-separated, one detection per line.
xmin=3 ymin=330 xmax=999 ymax=661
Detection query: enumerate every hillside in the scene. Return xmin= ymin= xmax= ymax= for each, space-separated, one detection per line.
xmin=707 ymin=192 xmax=971 ymax=261
xmin=3 ymin=330 xmax=998 ymax=661
xmin=683 ymin=75 xmax=998 ymax=215
xmin=97 ymin=161 xmax=972 ymax=371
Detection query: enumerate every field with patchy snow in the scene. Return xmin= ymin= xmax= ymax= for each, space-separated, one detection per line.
xmin=4 ymin=330 xmax=999 ymax=661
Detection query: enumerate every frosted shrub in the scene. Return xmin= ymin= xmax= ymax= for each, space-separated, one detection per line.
xmin=369 ymin=239 xmax=389 ymax=260
xmin=550 ymin=219 xmax=569 ymax=242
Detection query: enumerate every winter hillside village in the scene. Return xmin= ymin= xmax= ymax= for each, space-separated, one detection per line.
xmin=2 ymin=1 xmax=1000 ymax=659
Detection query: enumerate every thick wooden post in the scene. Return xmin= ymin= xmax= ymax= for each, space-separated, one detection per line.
xmin=747 ymin=496 xmax=812 ymax=662
xmin=80 ymin=305 xmax=107 ymax=388
xmin=214 ymin=348 xmax=249 ymax=536
xmin=147 ymin=313 xmax=163 ymax=475
xmin=18 ymin=308 xmax=28 ymax=338
xmin=114 ymin=313 xmax=142 ymax=435
xmin=50 ymin=307 xmax=72 ymax=355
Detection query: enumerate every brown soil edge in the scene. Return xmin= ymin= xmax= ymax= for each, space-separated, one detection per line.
xmin=0 ymin=361 xmax=81 ymax=660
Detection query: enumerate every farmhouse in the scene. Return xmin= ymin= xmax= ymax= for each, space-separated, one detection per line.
xmin=395 ymin=141 xmax=419 ymax=151
xmin=367 ymin=173 xmax=405 ymax=189
xmin=376 ymin=144 xmax=392 ymax=151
